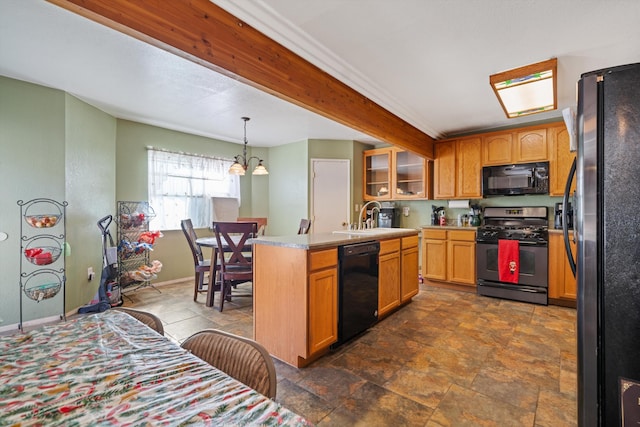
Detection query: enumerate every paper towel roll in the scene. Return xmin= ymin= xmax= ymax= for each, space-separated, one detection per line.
xmin=448 ymin=200 xmax=470 ymax=209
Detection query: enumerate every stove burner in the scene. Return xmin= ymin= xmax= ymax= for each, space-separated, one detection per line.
xmin=477 ymin=206 xmax=549 ymax=245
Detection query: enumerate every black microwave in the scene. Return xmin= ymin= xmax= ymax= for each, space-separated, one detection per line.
xmin=482 ymin=161 xmax=549 ymax=196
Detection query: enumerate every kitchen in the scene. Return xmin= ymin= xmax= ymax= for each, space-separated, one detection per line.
xmin=1 ymin=1 xmax=640 ymax=425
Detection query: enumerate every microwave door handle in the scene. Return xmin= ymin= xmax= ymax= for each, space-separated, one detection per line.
xmin=563 ymin=157 xmax=577 ymax=278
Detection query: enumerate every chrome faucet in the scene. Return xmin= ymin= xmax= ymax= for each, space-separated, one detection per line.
xmin=358 ymin=201 xmax=382 ymax=230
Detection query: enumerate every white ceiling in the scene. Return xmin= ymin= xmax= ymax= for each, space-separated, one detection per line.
xmin=2 ymin=1 xmax=640 ymax=148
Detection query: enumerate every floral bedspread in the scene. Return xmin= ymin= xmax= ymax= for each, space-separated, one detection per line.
xmin=0 ymin=310 xmax=312 ymax=426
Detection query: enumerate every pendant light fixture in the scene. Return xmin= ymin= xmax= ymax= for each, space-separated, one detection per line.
xmin=228 ymin=117 xmax=269 ymax=176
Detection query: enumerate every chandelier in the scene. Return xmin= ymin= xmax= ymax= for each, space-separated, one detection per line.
xmin=228 ymin=117 xmax=268 ymax=176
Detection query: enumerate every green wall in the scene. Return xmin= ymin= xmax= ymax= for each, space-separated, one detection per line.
xmin=114 ymin=120 xmax=269 ymax=284
xmin=0 ymin=76 xmax=116 ymax=327
xmin=267 ymin=140 xmax=308 ymax=236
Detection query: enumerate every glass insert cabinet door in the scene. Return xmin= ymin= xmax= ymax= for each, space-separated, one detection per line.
xmin=364 ymin=148 xmax=391 ymax=200
xmin=394 ymin=150 xmax=426 ymax=198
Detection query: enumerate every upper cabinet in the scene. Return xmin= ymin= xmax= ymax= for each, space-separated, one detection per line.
xmin=482 ymin=127 xmax=547 ymax=165
xmin=433 ymin=137 xmax=482 ymax=200
xmin=363 ymin=147 xmax=391 ymax=200
xmin=364 ymin=147 xmax=431 ymax=200
xmin=548 ymin=124 xmax=576 ymax=196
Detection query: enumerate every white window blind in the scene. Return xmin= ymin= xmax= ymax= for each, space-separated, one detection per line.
xmin=148 ymin=147 xmax=240 ymax=230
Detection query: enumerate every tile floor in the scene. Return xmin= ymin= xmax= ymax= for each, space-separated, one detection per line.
xmin=125 ymin=281 xmax=577 ymax=426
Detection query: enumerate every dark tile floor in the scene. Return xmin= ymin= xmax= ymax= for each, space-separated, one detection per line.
xmin=125 ymin=281 xmax=577 ymax=426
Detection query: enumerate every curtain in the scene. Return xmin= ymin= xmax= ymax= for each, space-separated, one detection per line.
xmin=148 ymin=148 xmax=240 ymax=230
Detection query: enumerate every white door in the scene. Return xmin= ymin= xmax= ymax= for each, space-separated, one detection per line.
xmin=311 ymin=159 xmax=350 ymax=234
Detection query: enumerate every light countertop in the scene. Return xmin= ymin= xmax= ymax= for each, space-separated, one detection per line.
xmin=421 ymin=225 xmax=479 ymax=231
xmin=249 ymin=228 xmax=419 ymax=250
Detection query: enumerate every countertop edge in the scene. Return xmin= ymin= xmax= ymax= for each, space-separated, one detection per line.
xmin=250 ymin=229 xmax=419 ymax=250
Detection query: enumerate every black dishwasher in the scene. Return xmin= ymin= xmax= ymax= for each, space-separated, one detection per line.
xmin=333 ymin=241 xmax=380 ymax=348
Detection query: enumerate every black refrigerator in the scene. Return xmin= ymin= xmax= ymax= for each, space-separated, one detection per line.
xmin=564 ymin=63 xmax=640 ymax=426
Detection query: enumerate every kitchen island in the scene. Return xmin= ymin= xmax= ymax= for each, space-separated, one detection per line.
xmin=250 ymin=228 xmax=419 ymax=368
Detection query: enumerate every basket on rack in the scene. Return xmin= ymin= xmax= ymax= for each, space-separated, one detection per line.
xmin=23 ymin=271 xmax=63 ymax=302
xmin=24 ymin=283 xmax=61 ymax=301
xmin=24 ymin=246 xmax=62 ymax=265
xmin=117 ymin=202 xmax=156 ymax=230
xmin=23 ymin=237 xmax=63 ymax=266
xmin=23 ymin=200 xmax=63 ymax=229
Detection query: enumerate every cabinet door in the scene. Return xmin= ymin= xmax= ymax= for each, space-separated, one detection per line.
xmin=379 ymin=251 xmax=401 ymax=317
xmin=482 ymin=133 xmax=513 ymax=165
xmin=423 ymin=237 xmax=447 ymax=281
xmin=563 ymin=239 xmax=577 ymax=299
xmin=447 ymin=240 xmax=476 ymax=286
xmin=456 ymin=137 xmax=482 ymax=199
xmin=364 ymin=148 xmax=392 ymax=200
xmin=308 ymin=267 xmax=338 ymax=355
xmin=434 ymin=141 xmax=456 ymax=199
xmin=516 ymin=128 xmax=548 ymax=162
xmin=401 ymin=236 xmax=419 ymax=302
xmin=394 ymin=149 xmax=429 ymax=199
xmin=549 ymin=125 xmax=576 ymax=196
xmin=548 ymin=233 xmax=577 ymax=301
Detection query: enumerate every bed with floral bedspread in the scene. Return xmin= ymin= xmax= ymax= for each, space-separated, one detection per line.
xmin=0 ymin=310 xmax=312 ymax=426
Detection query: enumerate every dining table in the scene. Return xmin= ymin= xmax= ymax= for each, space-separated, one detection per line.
xmin=0 ymin=309 xmax=311 ymax=426
xmin=195 ymin=235 xmax=254 ymax=307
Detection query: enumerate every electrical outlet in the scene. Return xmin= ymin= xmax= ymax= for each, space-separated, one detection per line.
xmin=88 ymin=267 xmax=95 ymax=281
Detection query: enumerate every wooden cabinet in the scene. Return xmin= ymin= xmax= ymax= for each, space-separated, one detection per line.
xmin=482 ymin=127 xmax=547 ymax=165
xmin=253 ymin=245 xmax=338 ymax=368
xmin=400 ymin=235 xmax=420 ymax=302
xmin=516 ymin=128 xmax=548 ymax=162
xmin=394 ymin=149 xmax=431 ymax=199
xmin=422 ymin=229 xmax=447 ymax=280
xmin=446 ymin=231 xmax=476 ymax=286
xmin=364 ymin=147 xmax=431 ymax=200
xmin=378 ymin=238 xmax=401 ymax=317
xmin=422 ymin=228 xmax=476 ymax=287
xmin=549 ymin=124 xmax=576 ymax=196
xmin=364 ymin=147 xmax=392 ymax=200
xmin=307 ymin=249 xmax=339 ymax=355
xmin=548 ymin=233 xmax=577 ymax=306
xmin=482 ymin=133 xmax=513 ymax=165
xmin=434 ymin=137 xmax=482 ymax=199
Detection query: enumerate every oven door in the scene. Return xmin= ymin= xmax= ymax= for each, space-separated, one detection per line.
xmin=476 ymin=242 xmax=548 ymax=288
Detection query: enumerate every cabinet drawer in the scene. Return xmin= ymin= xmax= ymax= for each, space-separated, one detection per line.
xmin=309 ymin=248 xmax=337 ymax=271
xmin=402 ymin=235 xmax=419 ymax=248
xmin=448 ymin=230 xmax=476 ymax=241
xmin=379 ymin=238 xmax=401 ymax=255
xmin=423 ymin=229 xmax=447 ymax=240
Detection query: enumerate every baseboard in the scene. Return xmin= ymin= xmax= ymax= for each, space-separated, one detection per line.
xmin=0 ymin=314 xmax=62 ymax=334
xmin=423 ymin=279 xmax=476 ymax=294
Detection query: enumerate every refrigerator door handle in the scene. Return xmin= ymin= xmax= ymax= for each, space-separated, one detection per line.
xmin=563 ymin=157 xmax=577 ymax=277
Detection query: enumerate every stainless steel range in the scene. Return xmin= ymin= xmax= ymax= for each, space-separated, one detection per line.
xmin=476 ymin=206 xmax=549 ymax=305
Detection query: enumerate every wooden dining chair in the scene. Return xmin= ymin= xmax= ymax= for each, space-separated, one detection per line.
xmin=181 ymin=219 xmax=219 ymax=302
xmin=212 ymin=221 xmax=257 ymax=312
xmin=298 ymin=218 xmax=312 ymax=234
xmin=181 ymin=329 xmax=277 ymax=398
xmin=237 ymin=217 xmax=267 ymax=236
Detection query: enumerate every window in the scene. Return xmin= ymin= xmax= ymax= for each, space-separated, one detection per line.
xmin=148 ymin=147 xmax=240 ymax=230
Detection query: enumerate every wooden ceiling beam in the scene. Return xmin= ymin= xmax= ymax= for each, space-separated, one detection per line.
xmin=46 ymin=0 xmax=434 ymax=158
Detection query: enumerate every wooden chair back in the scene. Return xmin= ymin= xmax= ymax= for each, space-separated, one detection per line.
xmin=237 ymin=217 xmax=267 ymax=235
xmin=181 ymin=219 xmax=214 ymax=302
xmin=181 ymin=218 xmax=204 ymax=264
xmin=181 ymin=329 xmax=277 ymax=398
xmin=213 ymin=221 xmax=256 ymax=274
